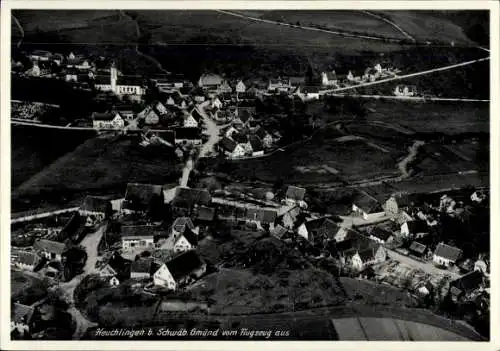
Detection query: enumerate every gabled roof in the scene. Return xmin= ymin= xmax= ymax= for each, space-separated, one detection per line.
xmin=324 ymin=71 xmax=337 ymax=80
xmin=108 ymin=251 xmax=131 ymax=274
xmin=254 ymin=126 xmax=269 ymax=140
xmin=12 ymin=303 xmax=35 ymax=325
xmin=117 ymin=75 xmax=144 ymax=87
xmin=406 ymin=220 xmax=428 ymax=234
xmin=121 ymin=225 xmax=156 ymax=239
xmin=289 ymin=76 xmax=306 ymax=85
xmin=358 ymin=246 xmax=381 ymax=262
xmin=239 ymin=110 xmax=251 ymax=123
xmin=352 ymin=191 xmax=381 ymax=214
xmin=434 ymin=243 xmax=462 ymax=262
xmin=232 ymin=132 xmax=248 ymax=144
xmin=409 ymin=241 xmax=427 ymax=254
xmin=286 ymin=185 xmax=306 ymax=201
xmin=271 ymin=224 xmax=288 ymax=239
xmin=91 ymin=112 xmax=116 ymax=121
xmin=166 ymin=250 xmax=205 ymax=280
xmin=196 ymin=206 xmax=216 ymax=222
xmin=369 ymin=227 xmax=393 ymax=241
xmin=12 ymin=250 xmax=41 ymax=266
xmin=130 ymin=258 xmax=154 ymax=274
xmin=451 ymin=270 xmax=484 ymax=294
xmin=177 ymin=227 xmax=198 ymax=246
xmin=33 ymin=239 xmax=67 ymax=255
xmin=81 ymin=195 xmax=110 ymax=213
xmin=304 ymin=217 xmax=340 ymax=241
xmin=173 ymin=217 xmax=195 ymax=233
xmin=175 ymin=127 xmax=201 ymax=140
xmin=172 ymin=187 xmax=212 ymax=208
xmin=336 ymin=231 xmax=373 ymax=255
xmin=248 ymin=135 xmax=264 ymax=152
xmin=199 ymin=73 xmax=223 ymax=86
xmin=220 ymin=137 xmax=237 ymax=152
xmin=124 ymin=183 xmax=163 ymax=208
xmin=245 ymin=208 xmax=277 ymax=224
xmin=190 ymin=108 xmax=203 ymax=122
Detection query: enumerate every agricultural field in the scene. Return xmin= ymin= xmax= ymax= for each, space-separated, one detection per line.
xmin=12 ymin=134 xmax=182 ymax=212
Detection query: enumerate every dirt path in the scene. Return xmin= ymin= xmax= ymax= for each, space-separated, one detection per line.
xmin=215 ymin=9 xmax=400 ymax=42
xmin=359 ymin=11 xmax=416 ymax=42
xmin=119 ymin=10 xmax=171 ymax=75
xmin=398 ymin=140 xmax=425 ymax=178
xmin=59 ymin=223 xmax=107 ymax=339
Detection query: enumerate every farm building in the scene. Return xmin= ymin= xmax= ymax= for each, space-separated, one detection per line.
xmin=11 ymin=249 xmax=42 ymax=271
xmin=121 ymin=225 xmax=156 ymax=251
xmin=297 ymin=217 xmax=341 ymax=244
xmin=11 ymin=303 xmax=35 ymax=336
xmin=33 ymin=239 xmax=67 ymax=262
xmin=408 ymin=241 xmax=428 ymax=258
xmin=79 ymin=196 xmax=112 ymax=222
xmin=433 ymin=243 xmax=462 ymax=268
xmin=154 ymin=250 xmax=206 ymax=291
xmin=349 ymin=245 xmax=387 ymax=271
xmin=321 ymin=71 xmax=338 ymax=86
xmin=130 ymin=258 xmax=155 ymax=280
xmin=198 ymin=73 xmax=223 ymax=90
xmin=285 ymin=185 xmax=306 ymax=204
xmin=171 ymin=217 xmax=195 ymax=237
xmin=90 ymin=112 xmax=125 ymax=130
xmin=400 ymin=220 xmax=429 ymax=239
xmin=122 ymin=183 xmax=164 ymax=214
xmin=368 ymin=227 xmax=394 ymax=245
xmin=449 ymin=271 xmax=486 ymax=303
xmin=351 ymin=192 xmax=383 ymax=220
xmin=170 ymin=187 xmax=212 ymax=215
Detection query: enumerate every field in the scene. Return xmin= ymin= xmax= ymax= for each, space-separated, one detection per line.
xmin=12 ymin=133 xmax=182 ymax=212
xmin=11 ymin=270 xmax=48 ymax=305
xmin=377 ymin=11 xmax=483 ymax=45
xmin=12 ymin=125 xmax=96 ymax=188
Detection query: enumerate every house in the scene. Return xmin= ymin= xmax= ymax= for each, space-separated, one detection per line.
xmin=98 ymin=263 xmax=118 ymax=278
xmin=433 ymin=242 xmax=463 ymax=267
xmin=174 ymin=127 xmax=202 ymax=145
xmin=154 ymin=250 xmax=206 ymax=290
xmin=11 ymin=303 xmax=35 ymax=336
xmin=268 ymin=78 xmax=292 ymax=92
xmin=290 ymin=76 xmax=306 ymax=88
xmin=108 ymin=276 xmax=120 ymax=287
xmin=335 ymin=230 xmax=374 ymax=258
xmin=138 ymin=106 xmax=161 ymax=125
xmin=33 ymin=239 xmax=67 ymax=262
xmin=245 ymin=208 xmax=278 ymax=226
xmin=271 ymin=225 xmax=289 ymax=240
xmin=474 ymin=259 xmax=488 ymax=274
xmin=11 ymin=250 xmax=42 ymax=271
xmin=400 ymin=220 xmax=428 ymax=239
xmin=79 ymin=196 xmax=111 ymax=223
xmin=211 ymin=97 xmax=223 ymax=109
xmin=219 ymin=137 xmax=246 ymax=159
xmin=104 ymin=251 xmax=132 ymax=281
xmin=130 ymin=258 xmax=155 ymax=279
xmin=170 ymin=187 xmax=212 ymax=215
xmin=255 ymin=126 xmax=273 ymax=148
xmin=297 ymin=217 xmax=341 ymax=244
xmin=171 ymin=217 xmax=195 ymax=237
xmin=368 ymin=227 xmax=393 ymax=245
xmin=166 ymin=96 xmax=175 ymax=106
xmin=65 ymin=68 xmax=79 ymax=82
xmin=351 ymin=192 xmax=383 ymax=220
xmin=248 ymin=135 xmax=264 ymax=157
xmin=235 ymin=80 xmax=246 ymax=93
xmin=121 ymin=225 xmax=156 ymax=251
xmin=449 ymin=271 xmax=485 ymax=303
xmin=224 ymin=126 xmax=239 ymax=139
xmin=350 ymin=245 xmax=386 ymax=271
xmin=394 ymin=85 xmax=417 ymax=97
xmin=384 ymin=193 xmax=412 ymax=217
xmin=184 ymin=108 xmax=202 ymax=128
xmin=362 ymin=67 xmax=380 ymax=82
xmin=408 ymin=241 xmax=427 ymax=258
xmin=122 ymin=183 xmax=163 ymax=213
xmin=347 ymin=70 xmax=363 ymax=83
xmin=195 ymin=206 xmax=216 ymax=227
xmin=471 ymin=190 xmax=487 ymax=204
xmin=30 ymin=49 xmax=53 ymax=62
xmin=91 ymin=112 xmax=125 ymax=130
xmin=114 ymin=108 xmax=135 ymax=121
xmin=198 ymin=73 xmax=223 ymax=89
xmin=278 ymin=206 xmax=301 ymax=229
xmin=172 ymin=227 xmax=199 ymax=253
xmin=321 ymin=71 xmax=337 ymax=86
xmin=217 ymin=80 xmax=233 ymax=94
xmin=236 ymin=110 xmax=253 ymax=127
xmin=285 ymin=185 xmax=306 ymax=205
xmin=295 ymin=86 xmax=322 ymax=101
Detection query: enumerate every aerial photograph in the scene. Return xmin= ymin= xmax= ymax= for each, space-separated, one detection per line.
xmin=9 ymin=8 xmax=490 ymax=341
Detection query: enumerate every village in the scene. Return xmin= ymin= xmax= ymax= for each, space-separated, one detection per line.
xmin=11 ymin=49 xmax=489 ymax=340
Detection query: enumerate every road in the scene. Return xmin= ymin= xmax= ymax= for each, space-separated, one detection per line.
xmin=11 ymin=207 xmax=80 ymax=224
xmin=386 ymin=248 xmax=461 ymax=280
xmin=326 ymin=93 xmax=490 ymax=103
xmin=197 ymin=101 xmax=221 ymax=158
xmin=59 ymin=223 xmax=107 ymax=339
xmin=397 ymin=140 xmax=425 ymax=178
xmin=215 ymin=9 xmax=401 ymax=42
xmin=180 ymin=158 xmax=193 ymax=187
xmin=359 ymin=11 xmax=416 ymax=42
xmin=322 ymin=56 xmax=490 ymax=94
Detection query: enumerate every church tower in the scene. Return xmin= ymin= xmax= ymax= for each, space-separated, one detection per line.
xmin=110 ymin=61 xmax=118 ymax=93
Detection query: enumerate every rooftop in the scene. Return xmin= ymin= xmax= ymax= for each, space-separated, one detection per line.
xmin=121 ymin=225 xmax=157 ymax=239
xmin=166 ymin=250 xmax=205 ymax=280
xmin=434 ymin=243 xmax=462 ymax=262
xmin=33 ymin=239 xmax=67 ymax=255
xmin=286 ymin=185 xmax=306 ymax=201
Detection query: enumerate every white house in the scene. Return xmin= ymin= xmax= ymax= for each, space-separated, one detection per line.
xmin=121 ymin=226 xmax=156 ymax=251
xmin=433 ymin=242 xmax=462 ymax=267
xmin=153 ymin=251 xmax=206 ymax=291
xmin=321 ymin=71 xmax=337 ymax=86
xmin=108 ymin=276 xmax=120 ymax=287
xmin=400 ymin=220 xmax=428 ymax=238
xmin=91 ymin=112 xmax=125 ymax=130
xmin=98 ymin=264 xmax=118 ymax=278
xmin=11 ymin=303 xmax=35 ymax=336
xmin=153 ymin=263 xmax=177 ymax=290
xmin=349 ymin=245 xmax=386 ymax=271
xmin=183 ymin=109 xmax=202 ymax=128
xmin=236 ymin=80 xmax=247 ymax=93
xmin=211 ymin=97 xmax=223 ymax=109
xmin=33 ymin=239 xmax=66 ymax=262
xmin=11 ymin=250 xmax=41 ymax=271
xmin=394 ymin=85 xmax=417 ymax=97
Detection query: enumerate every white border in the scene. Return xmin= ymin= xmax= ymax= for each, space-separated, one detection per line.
xmin=1 ymin=1 xmax=499 ymax=350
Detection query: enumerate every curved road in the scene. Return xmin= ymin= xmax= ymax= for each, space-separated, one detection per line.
xmin=359 ymin=10 xmax=416 ymax=42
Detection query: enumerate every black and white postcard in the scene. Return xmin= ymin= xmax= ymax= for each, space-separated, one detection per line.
xmin=1 ymin=1 xmax=498 ymax=350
